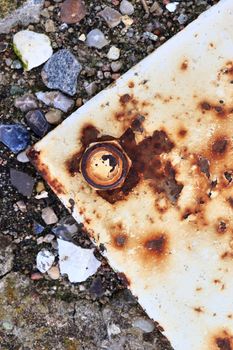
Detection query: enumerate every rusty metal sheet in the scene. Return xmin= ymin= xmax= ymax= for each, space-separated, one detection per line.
xmin=29 ymin=1 xmax=233 ymax=349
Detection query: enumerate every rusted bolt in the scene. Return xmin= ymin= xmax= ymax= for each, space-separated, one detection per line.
xmin=80 ymin=141 xmax=131 ymax=190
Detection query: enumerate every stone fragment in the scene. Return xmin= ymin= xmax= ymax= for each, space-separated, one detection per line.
xmin=14 ymin=94 xmax=38 ymax=112
xmin=36 ymin=91 xmax=74 ymax=112
xmin=107 ymin=46 xmax=120 ymax=60
xmin=177 ymin=13 xmax=188 ymax=25
xmin=45 ymin=19 xmax=56 ymax=32
xmin=36 ymin=249 xmax=55 ymax=273
xmin=132 ymin=318 xmax=155 ymax=333
xmin=58 ymin=239 xmax=101 ymax=283
xmin=47 ymin=265 xmax=60 ymax=280
xmin=13 ymin=30 xmax=53 ymax=71
xmin=10 ymin=169 xmax=35 ymax=197
xmin=33 ymin=221 xmax=45 ymax=234
xmin=110 ymin=60 xmax=123 ymax=72
xmin=150 ymin=1 xmax=163 ymax=15
xmin=99 ymin=6 xmax=122 ymax=28
xmin=45 ymin=109 xmax=62 ymax=125
xmin=60 ymin=0 xmax=86 ymax=24
xmin=42 ymin=207 xmax=58 ymax=225
xmin=86 ymin=29 xmax=108 ymax=49
xmin=120 ymin=0 xmax=134 ymax=15
xmin=25 ymin=109 xmax=49 ymax=137
xmin=84 ymin=81 xmax=98 ymax=96
xmin=0 ymin=235 xmax=14 ymax=277
xmin=0 ymin=124 xmax=30 ymax=154
xmin=166 ymin=2 xmax=178 ymax=12
xmin=41 ymin=49 xmax=82 ymax=96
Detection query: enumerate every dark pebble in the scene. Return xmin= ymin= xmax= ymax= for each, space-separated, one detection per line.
xmin=0 ymin=124 xmax=30 ymax=153
xmin=89 ymin=276 xmax=105 ymax=298
xmin=10 ymin=169 xmax=35 ymax=197
xmin=25 ymin=109 xmax=50 ymax=137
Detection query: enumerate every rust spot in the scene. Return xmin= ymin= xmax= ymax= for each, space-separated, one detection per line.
xmin=27 ymin=147 xmax=40 ymax=163
xmin=197 ymin=156 xmax=210 ymax=178
xmin=216 ymin=338 xmax=232 ymax=350
xmin=118 ymin=272 xmax=131 ymax=286
xmin=221 ymin=251 xmax=233 ymax=260
xmin=119 ymin=94 xmax=132 ymax=104
xmin=193 ymin=307 xmax=204 ymax=313
xmin=180 ymin=60 xmax=188 ymax=70
xmin=128 ymin=81 xmax=135 ymax=88
xmin=228 ymin=315 xmax=232 ymax=319
xmin=81 ymin=124 xmax=100 ymax=147
xmin=228 ymin=197 xmax=233 ymax=209
xmin=131 ymin=115 xmax=145 ymax=133
xmin=196 ymin=287 xmax=202 ymax=292
xmin=212 ymin=138 xmax=228 ymax=155
xmin=216 ymin=221 xmax=227 ymax=234
xmin=200 ymin=101 xmax=211 ymax=111
xmin=178 ymin=128 xmax=187 ymax=138
xmin=199 ymin=100 xmax=228 ymax=118
xmin=144 ymin=234 xmax=167 ymax=256
xmin=113 ymin=234 xmax=128 ymax=248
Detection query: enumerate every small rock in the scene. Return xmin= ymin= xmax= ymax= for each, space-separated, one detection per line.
xmin=59 ymin=23 xmax=68 ymax=31
xmin=36 ymin=249 xmax=55 ymax=273
xmin=2 ymin=322 xmax=14 ymax=331
xmin=78 ymin=33 xmax=86 ymax=41
xmin=165 ymin=2 xmax=178 ymax=12
xmin=38 ymin=234 xmax=54 ymax=244
xmin=13 ymin=30 xmax=53 ymax=71
xmin=120 ymin=0 xmax=134 ymax=15
xmin=47 ymin=265 xmax=60 ymax=280
xmin=121 ymin=14 xmax=133 ymax=27
xmin=45 ymin=109 xmax=62 ymax=125
xmin=11 ymin=60 xmax=22 ymax=70
xmin=36 ymin=91 xmax=74 ymax=112
xmin=31 ymin=272 xmax=44 ymax=280
xmin=84 ymin=81 xmax=98 ymax=96
xmin=45 ymin=19 xmax=56 ymax=32
xmin=60 ymin=0 xmax=86 ymax=24
xmin=35 ymin=191 xmax=49 ymax=199
xmin=177 ymin=13 xmax=188 ymax=25
xmin=42 ymin=207 xmax=58 ymax=225
xmin=107 ymin=46 xmax=120 ymax=60
xmin=16 ymin=200 xmax=27 ymax=212
xmin=36 ymin=181 xmax=45 ymax=193
xmin=86 ymin=29 xmax=108 ymax=49
xmin=58 ymin=239 xmax=101 ymax=283
xmin=132 ymin=318 xmax=155 ymax=333
xmin=99 ymin=6 xmax=122 ymax=28
xmin=10 ymin=169 xmax=35 ymax=197
xmin=0 ymin=235 xmax=14 ymax=276
xmin=5 ymin=58 xmax=12 ymax=66
xmin=143 ymin=32 xmax=158 ymax=41
xmin=16 ymin=149 xmax=30 ymax=163
xmin=110 ymin=60 xmax=123 ymax=72
xmin=25 ymin=109 xmax=50 ymax=137
xmin=52 ymin=217 xmax=78 ymax=241
xmin=89 ymin=276 xmax=105 ymax=297
xmin=107 ymin=323 xmax=121 ymax=337
xmin=41 ymin=49 xmax=82 ymax=96
xmin=14 ymin=94 xmax=38 ymax=112
xmin=10 ymin=85 xmax=24 ymax=96
xmin=33 ymin=221 xmax=45 ymax=234
xmin=0 ymin=42 xmax=8 ymax=53
xmin=150 ymin=1 xmax=163 ymax=15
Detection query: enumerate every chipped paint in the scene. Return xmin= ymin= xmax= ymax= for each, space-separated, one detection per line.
xmin=28 ymin=1 xmax=233 ymax=349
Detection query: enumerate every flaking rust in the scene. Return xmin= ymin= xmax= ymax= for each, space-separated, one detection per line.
xmin=28 ymin=1 xmax=233 ymax=349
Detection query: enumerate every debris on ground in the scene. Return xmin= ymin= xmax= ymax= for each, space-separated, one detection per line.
xmin=36 ymin=248 xmax=55 ymax=273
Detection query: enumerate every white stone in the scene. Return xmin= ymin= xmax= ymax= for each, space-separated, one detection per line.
xmin=36 ymin=91 xmax=74 ymax=113
xmin=86 ymin=29 xmax=108 ymax=49
xmin=57 ymin=239 xmax=101 ymax=283
xmin=17 ymin=149 xmax=30 ymax=163
xmin=165 ymin=2 xmax=179 ymax=12
xmin=13 ymin=30 xmax=53 ymax=71
xmin=36 ymin=249 xmax=55 ymax=273
xmin=120 ymin=0 xmax=134 ymax=15
xmin=107 ymin=46 xmax=120 ymax=60
xmin=107 ymin=323 xmax=121 ymax=338
xmin=47 ymin=265 xmax=60 ymax=280
xmin=132 ymin=318 xmax=155 ymax=333
xmin=78 ymin=33 xmax=86 ymax=42
xmin=35 ymin=191 xmax=48 ymax=199
xmin=41 ymin=207 xmax=58 ymax=225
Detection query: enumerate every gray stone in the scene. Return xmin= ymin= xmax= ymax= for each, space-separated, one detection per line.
xmin=177 ymin=13 xmax=188 ymax=25
xmin=14 ymin=94 xmax=38 ymax=112
xmin=132 ymin=317 xmax=155 ymax=333
xmin=10 ymin=168 xmax=35 ymax=197
xmin=0 ymin=235 xmax=14 ymax=277
xmin=42 ymin=207 xmax=58 ymax=225
xmin=41 ymin=49 xmax=82 ymax=96
xmin=45 ymin=109 xmax=62 ymax=125
xmin=84 ymin=81 xmax=98 ymax=96
xmin=25 ymin=109 xmax=49 ymax=137
xmin=150 ymin=1 xmax=163 ymax=15
xmin=45 ymin=19 xmax=56 ymax=32
xmin=99 ymin=7 xmax=122 ymax=28
xmin=0 ymin=0 xmax=44 ymax=34
xmin=86 ymin=29 xmax=108 ymax=49
xmin=36 ymin=91 xmax=74 ymax=112
xmin=0 ymin=42 xmax=8 ymax=52
xmin=120 ymin=0 xmax=134 ymax=15
xmin=11 ymin=60 xmax=23 ymax=69
xmin=110 ymin=60 xmax=123 ymax=72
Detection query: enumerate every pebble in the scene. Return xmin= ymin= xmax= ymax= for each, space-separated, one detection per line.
xmin=35 ymin=191 xmax=49 ymax=199
xmin=107 ymin=323 xmax=121 ymax=337
xmin=16 ymin=200 xmax=27 ymax=212
xmin=41 ymin=49 xmax=82 ymax=96
xmin=89 ymin=276 xmax=105 ymax=298
xmin=120 ymin=0 xmax=134 ymax=15
xmin=16 ymin=149 xmax=30 ymax=163
xmin=14 ymin=94 xmax=38 ymax=112
xmin=132 ymin=318 xmax=155 ymax=333
xmin=0 ymin=124 xmax=30 ymax=153
xmin=165 ymin=2 xmax=178 ymax=12
xmin=52 ymin=217 xmax=78 ymax=241
xmin=99 ymin=6 xmax=122 ymax=28
xmin=78 ymin=33 xmax=86 ymax=42
xmin=60 ymin=0 xmax=86 ymax=24
xmin=110 ymin=60 xmax=123 ymax=72
xmin=45 ymin=109 xmax=62 ymax=125
xmin=143 ymin=32 xmax=158 ymax=41
xmin=107 ymin=46 xmax=120 ymax=60
xmin=150 ymin=1 xmax=163 ymax=15
xmin=0 ymin=42 xmax=8 ymax=52
xmin=42 ymin=207 xmax=58 ymax=225
xmin=86 ymin=29 xmax=108 ymax=49
xmin=84 ymin=81 xmax=98 ymax=96
xmin=33 ymin=221 xmax=45 ymax=234
xmin=45 ymin=19 xmax=56 ymax=32
xmin=13 ymin=30 xmax=53 ymax=71
xmin=11 ymin=60 xmax=22 ymax=70
xmin=36 ymin=249 xmax=55 ymax=273
xmin=58 ymin=239 xmax=101 ymax=283
xmin=121 ymin=15 xmax=133 ymax=27
xmin=31 ymin=272 xmax=44 ymax=280
xmin=36 ymin=91 xmax=74 ymax=112
xmin=36 ymin=181 xmax=45 ymax=193
xmin=25 ymin=109 xmax=49 ymax=137
xmin=2 ymin=322 xmax=14 ymax=331
xmin=47 ymin=265 xmax=60 ymax=280
xmin=59 ymin=23 xmax=68 ymax=31
xmin=10 ymin=85 xmax=24 ymax=96
xmin=10 ymin=169 xmax=35 ymax=197
xmin=177 ymin=13 xmax=188 ymax=25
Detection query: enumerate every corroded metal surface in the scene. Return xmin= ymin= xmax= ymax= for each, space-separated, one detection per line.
xmin=29 ymin=1 xmax=233 ymax=349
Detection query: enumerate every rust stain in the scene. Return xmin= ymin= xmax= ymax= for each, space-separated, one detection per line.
xmin=128 ymin=81 xmax=135 ymax=88
xmin=117 ymin=272 xmax=131 ymax=286
xmin=177 ymin=128 xmax=188 ymax=138
xmin=216 ymin=338 xmax=232 ymax=350
xmin=180 ymin=60 xmax=189 ymax=71
xmin=216 ymin=220 xmax=227 ymax=234
xmin=119 ymin=93 xmax=132 ymax=105
xmin=193 ymin=307 xmax=204 ymax=313
xmin=141 ymin=233 xmax=169 ymax=264
xmin=212 ymin=138 xmax=228 ymax=156
xmin=227 ymin=197 xmax=233 ymax=209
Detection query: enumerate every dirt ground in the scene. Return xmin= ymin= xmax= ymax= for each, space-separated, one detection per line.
xmin=0 ymin=1 xmax=219 ymax=349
